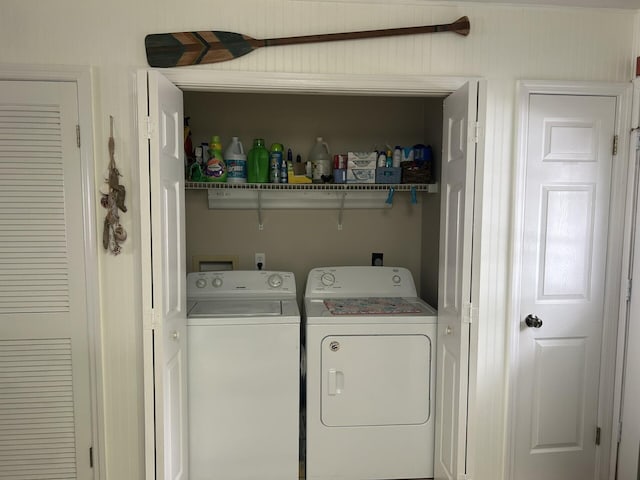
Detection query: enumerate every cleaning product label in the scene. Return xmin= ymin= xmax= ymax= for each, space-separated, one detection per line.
xmin=205 ymin=158 xmax=226 ymax=180
xmin=226 ymin=158 xmax=247 ymax=183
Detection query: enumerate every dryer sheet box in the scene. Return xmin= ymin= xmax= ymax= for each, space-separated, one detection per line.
xmin=347 ymin=152 xmax=377 ymax=184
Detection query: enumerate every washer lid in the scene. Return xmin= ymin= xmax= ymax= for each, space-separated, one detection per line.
xmin=188 ymin=299 xmax=300 ymax=325
xmin=190 ymin=299 xmax=283 ymax=317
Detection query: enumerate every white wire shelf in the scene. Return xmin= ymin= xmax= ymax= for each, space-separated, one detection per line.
xmin=186 ymin=182 xmax=438 ymax=192
xmin=192 ymin=181 xmax=439 ymax=230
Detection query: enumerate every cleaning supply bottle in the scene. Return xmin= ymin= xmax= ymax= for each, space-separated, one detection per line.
xmin=205 ymin=135 xmax=227 ymax=182
xmin=270 ymin=143 xmax=284 ymax=183
xmin=308 ymin=137 xmax=331 ymax=183
xmin=224 ymin=136 xmax=247 ymax=184
xmin=247 ymin=138 xmax=270 ymax=183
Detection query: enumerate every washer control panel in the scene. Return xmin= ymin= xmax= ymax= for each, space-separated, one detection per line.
xmin=187 ymin=271 xmax=296 ymax=298
xmin=305 ymin=266 xmax=418 ymax=298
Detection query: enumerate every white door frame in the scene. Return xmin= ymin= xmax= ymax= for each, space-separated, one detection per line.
xmin=0 ymin=64 xmax=103 ymax=480
xmin=614 ymin=77 xmax=640 ymax=479
xmin=507 ymin=79 xmax=632 ymax=480
xmin=146 ymin=68 xmax=486 ymax=480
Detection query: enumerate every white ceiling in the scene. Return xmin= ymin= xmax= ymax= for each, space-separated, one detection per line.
xmin=463 ymin=0 xmax=639 ymax=8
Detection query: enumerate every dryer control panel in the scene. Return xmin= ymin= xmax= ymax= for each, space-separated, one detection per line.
xmin=305 ymin=266 xmax=417 ymax=298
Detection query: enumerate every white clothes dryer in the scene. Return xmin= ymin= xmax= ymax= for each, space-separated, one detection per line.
xmin=304 ymin=266 xmax=437 ymax=480
xmin=187 ymin=271 xmax=300 ymax=480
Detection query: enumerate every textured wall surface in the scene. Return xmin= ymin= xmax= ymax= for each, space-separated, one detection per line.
xmin=0 ymin=2 xmax=637 ymax=479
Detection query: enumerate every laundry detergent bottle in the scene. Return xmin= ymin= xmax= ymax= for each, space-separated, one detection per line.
xmin=224 ymin=136 xmax=247 ymax=184
xmin=205 ymin=135 xmax=227 ymax=182
xmin=247 ymin=138 xmax=270 ymax=183
xmin=309 ymin=136 xmax=331 ymax=183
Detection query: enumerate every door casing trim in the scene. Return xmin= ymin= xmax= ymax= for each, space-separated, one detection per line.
xmin=507 ymin=79 xmax=632 ymax=480
xmin=0 ymin=63 xmax=103 ymax=480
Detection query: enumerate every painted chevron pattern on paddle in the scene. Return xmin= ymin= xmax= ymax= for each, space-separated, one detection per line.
xmin=145 ymin=31 xmax=258 ymax=67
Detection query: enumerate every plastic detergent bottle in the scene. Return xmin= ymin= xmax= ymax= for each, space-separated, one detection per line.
xmin=224 ymin=136 xmax=247 ymax=184
xmin=247 ymin=138 xmax=270 ymax=183
xmin=308 ymin=137 xmax=331 ymax=183
xmin=205 ymin=135 xmax=227 ymax=182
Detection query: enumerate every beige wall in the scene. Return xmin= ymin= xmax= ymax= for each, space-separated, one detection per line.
xmin=184 ymin=92 xmax=443 ymax=305
xmin=1 ymin=2 xmax=637 ymax=479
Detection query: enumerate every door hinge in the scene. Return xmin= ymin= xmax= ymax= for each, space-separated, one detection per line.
xmin=627 ymin=278 xmax=632 ymax=302
xmin=76 ymin=125 xmax=81 ymax=148
xmin=89 ymin=446 xmax=94 ymax=468
xmin=595 ymin=426 xmax=601 ymax=446
xmin=471 ymin=122 xmax=481 ymax=144
xmin=146 ymin=116 xmax=153 ymax=139
xmin=613 ymin=135 xmax=618 ymax=156
xmin=462 ymin=303 xmax=477 ymax=324
xmin=617 ymin=421 xmax=623 ymax=444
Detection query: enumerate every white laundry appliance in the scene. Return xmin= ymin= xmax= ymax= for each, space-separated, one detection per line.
xmin=304 ymin=266 xmax=437 ymax=480
xmin=187 ymin=270 xmax=300 ymax=480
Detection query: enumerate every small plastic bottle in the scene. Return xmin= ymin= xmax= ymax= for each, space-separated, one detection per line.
xmin=247 ymin=138 xmax=270 ymax=183
xmin=270 ymin=143 xmax=284 ymax=183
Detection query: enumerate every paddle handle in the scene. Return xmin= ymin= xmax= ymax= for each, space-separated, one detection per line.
xmin=265 ymin=16 xmax=470 ymax=47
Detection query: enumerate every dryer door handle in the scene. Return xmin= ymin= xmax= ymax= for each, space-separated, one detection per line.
xmin=328 ymin=369 xmax=344 ymax=396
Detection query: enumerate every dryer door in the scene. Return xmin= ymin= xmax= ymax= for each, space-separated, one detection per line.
xmin=321 ymin=334 xmax=431 ymax=426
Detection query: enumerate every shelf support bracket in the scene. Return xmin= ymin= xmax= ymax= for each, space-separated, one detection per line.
xmin=337 ymin=192 xmax=347 ymax=230
xmin=257 ymin=190 xmax=264 ymax=230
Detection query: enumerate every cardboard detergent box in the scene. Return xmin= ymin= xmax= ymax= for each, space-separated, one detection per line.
xmin=347 ymin=152 xmax=377 ymax=183
xmin=347 ymin=168 xmax=376 ymax=184
xmin=347 ymin=152 xmax=377 ymax=170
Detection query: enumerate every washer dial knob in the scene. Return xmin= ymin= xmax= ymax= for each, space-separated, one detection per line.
xmin=195 ymin=278 xmax=207 ymax=289
xmin=392 ymin=275 xmax=402 ymax=284
xmin=268 ymin=274 xmax=283 ymax=288
xmin=212 ymin=277 xmax=223 ymax=288
xmin=321 ymin=273 xmax=336 ymax=287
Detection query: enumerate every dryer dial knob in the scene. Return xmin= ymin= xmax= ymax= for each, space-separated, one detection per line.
xmin=268 ymin=274 xmax=283 ymax=288
xmin=321 ymin=273 xmax=335 ymax=287
xmin=212 ymin=277 xmax=223 ymax=288
xmin=195 ymin=279 xmax=207 ymax=288
xmin=392 ymin=275 xmax=402 ymax=284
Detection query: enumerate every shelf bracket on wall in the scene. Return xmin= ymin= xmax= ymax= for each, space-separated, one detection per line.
xmin=337 ymin=191 xmax=347 ymax=230
xmin=257 ymin=190 xmax=264 ymax=230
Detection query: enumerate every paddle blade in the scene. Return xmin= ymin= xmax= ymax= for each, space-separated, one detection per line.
xmin=145 ymin=31 xmax=259 ymax=67
xmin=451 ymin=16 xmax=470 ymax=36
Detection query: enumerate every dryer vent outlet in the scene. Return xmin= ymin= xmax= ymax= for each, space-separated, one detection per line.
xmin=372 ymin=252 xmax=383 ymax=266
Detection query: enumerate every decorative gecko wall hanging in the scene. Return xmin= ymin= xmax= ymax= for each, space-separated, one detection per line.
xmin=101 ymin=116 xmax=127 ymax=255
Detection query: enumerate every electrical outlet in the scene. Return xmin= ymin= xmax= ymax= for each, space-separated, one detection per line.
xmin=255 ymin=253 xmax=266 ymax=270
xmin=372 ymin=252 xmax=383 ymax=266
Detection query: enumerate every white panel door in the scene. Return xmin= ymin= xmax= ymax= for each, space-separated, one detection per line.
xmin=0 ymin=81 xmax=93 ymax=478
xmin=514 ymin=94 xmax=616 ymax=479
xmin=435 ymin=80 xmax=477 ymax=480
xmin=139 ymin=70 xmax=187 ymax=480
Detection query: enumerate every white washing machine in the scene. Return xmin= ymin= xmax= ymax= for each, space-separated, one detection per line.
xmin=187 ymin=270 xmax=300 ymax=480
xmin=304 ymin=266 xmax=437 ymax=480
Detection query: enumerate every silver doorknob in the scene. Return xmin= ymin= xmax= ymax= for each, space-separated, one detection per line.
xmin=525 ymin=314 xmax=543 ymax=328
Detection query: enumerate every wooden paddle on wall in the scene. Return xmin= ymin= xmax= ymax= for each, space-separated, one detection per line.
xmin=145 ymin=16 xmax=470 ymax=68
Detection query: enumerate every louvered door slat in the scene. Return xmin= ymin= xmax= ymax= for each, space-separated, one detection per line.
xmin=0 ymin=339 xmax=76 ymax=478
xmin=0 ymin=102 xmax=70 ymax=315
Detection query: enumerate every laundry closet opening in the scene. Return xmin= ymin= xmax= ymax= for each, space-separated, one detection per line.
xmin=183 ymin=91 xmax=445 ymax=307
